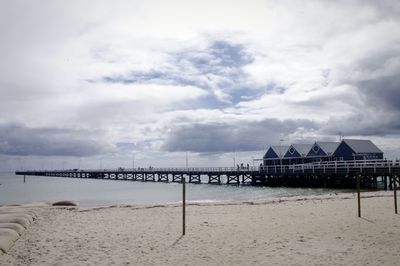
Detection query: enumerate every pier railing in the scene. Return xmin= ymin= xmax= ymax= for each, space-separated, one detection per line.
xmin=262 ymin=159 xmax=400 ymax=174
xmin=19 ymin=166 xmax=257 ymax=173
xmin=18 ymin=159 xmax=400 ymax=174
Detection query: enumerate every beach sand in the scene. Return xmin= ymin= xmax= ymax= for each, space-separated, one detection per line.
xmin=1 ymin=192 xmax=399 ymax=265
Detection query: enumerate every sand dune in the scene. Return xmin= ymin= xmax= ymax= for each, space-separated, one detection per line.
xmin=1 ymin=192 xmax=399 ymax=265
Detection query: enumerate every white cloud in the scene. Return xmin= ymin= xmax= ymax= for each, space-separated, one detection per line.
xmin=0 ymin=0 xmax=399 ymax=170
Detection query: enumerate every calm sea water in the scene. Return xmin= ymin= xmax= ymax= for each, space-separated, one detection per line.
xmin=0 ymin=172 xmax=343 ymax=206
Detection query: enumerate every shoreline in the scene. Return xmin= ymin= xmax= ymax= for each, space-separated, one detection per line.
xmin=0 ymin=190 xmax=394 ymax=209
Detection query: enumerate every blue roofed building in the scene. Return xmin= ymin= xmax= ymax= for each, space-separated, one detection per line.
xmin=262 ymin=139 xmax=383 ymax=166
xmin=306 ymin=142 xmax=340 ymax=162
xmin=263 ymin=145 xmax=289 ymax=165
xmin=333 ymin=139 xmax=383 ymax=161
xmin=283 ymin=144 xmax=313 ymax=164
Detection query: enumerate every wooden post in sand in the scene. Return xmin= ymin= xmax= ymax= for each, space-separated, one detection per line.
xmin=384 ymin=175 xmax=388 ymax=191
xmin=357 ymin=175 xmax=361 ymax=218
xmin=183 ymin=176 xmax=186 ymax=235
xmin=393 ymin=175 xmax=398 ymax=214
xmin=23 ymin=175 xmax=26 ymax=183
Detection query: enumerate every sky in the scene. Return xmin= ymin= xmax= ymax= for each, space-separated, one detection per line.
xmin=1 ymin=0 xmax=400 ymax=171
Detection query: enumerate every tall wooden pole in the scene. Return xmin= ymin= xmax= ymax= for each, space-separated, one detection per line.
xmin=393 ymin=175 xmax=398 ymax=214
xmin=384 ymin=175 xmax=387 ymax=191
xmin=23 ymin=175 xmax=26 ymax=183
xmin=182 ymin=176 xmax=186 ymax=235
xmin=357 ymin=175 xmax=361 ymax=218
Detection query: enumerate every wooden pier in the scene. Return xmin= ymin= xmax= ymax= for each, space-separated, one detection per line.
xmin=15 ymin=160 xmax=400 ymax=189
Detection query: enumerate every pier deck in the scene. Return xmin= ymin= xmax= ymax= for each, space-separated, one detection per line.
xmin=15 ymin=160 xmax=400 ymax=189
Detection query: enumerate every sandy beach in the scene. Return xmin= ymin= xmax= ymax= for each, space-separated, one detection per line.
xmin=1 ymin=192 xmax=399 ymax=266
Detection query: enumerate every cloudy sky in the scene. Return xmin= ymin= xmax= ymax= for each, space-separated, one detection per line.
xmin=1 ymin=0 xmax=400 ymax=170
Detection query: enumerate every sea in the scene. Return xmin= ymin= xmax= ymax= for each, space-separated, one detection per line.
xmin=0 ymin=172 xmax=345 ymax=206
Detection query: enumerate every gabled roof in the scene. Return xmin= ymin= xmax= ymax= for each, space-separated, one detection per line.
xmin=263 ymin=146 xmax=278 ymax=159
xmin=342 ymin=139 xmax=383 ymax=154
xmin=316 ymin=142 xmax=340 ymax=155
xmin=270 ymin=145 xmax=289 ymax=158
xmin=307 ymin=143 xmax=327 ymax=157
xmin=290 ymin=144 xmax=313 ymax=157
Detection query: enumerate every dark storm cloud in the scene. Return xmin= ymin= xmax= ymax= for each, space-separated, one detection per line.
xmin=321 ymin=75 xmax=400 ymax=137
xmin=162 ymin=118 xmax=318 ymax=153
xmin=99 ymin=40 xmax=261 ymax=104
xmin=0 ymin=123 xmax=111 ymax=156
xmin=335 ymin=76 xmax=400 ymax=137
xmin=322 ymin=113 xmax=400 ymax=137
xmin=323 ymin=43 xmax=400 ymax=137
xmin=357 ymin=75 xmax=400 ymax=112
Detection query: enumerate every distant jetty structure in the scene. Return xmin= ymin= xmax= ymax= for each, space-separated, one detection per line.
xmin=16 ymin=139 xmax=400 ymax=189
